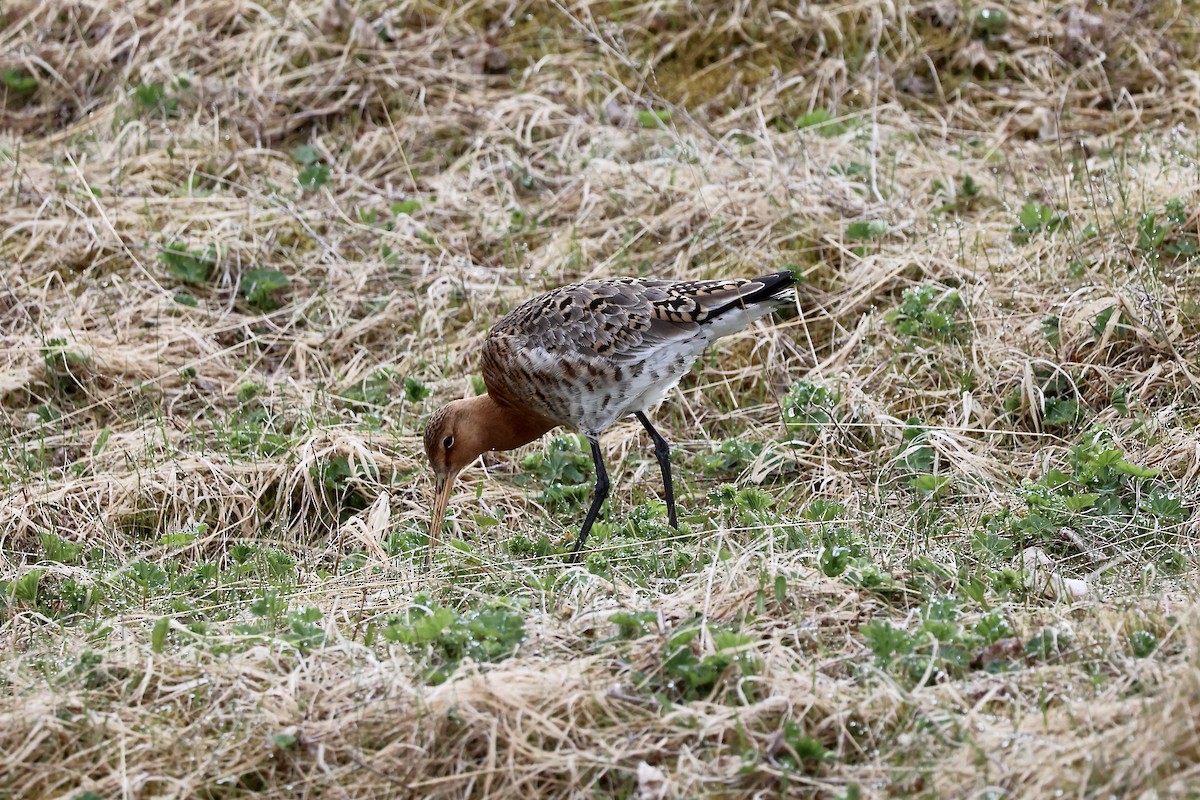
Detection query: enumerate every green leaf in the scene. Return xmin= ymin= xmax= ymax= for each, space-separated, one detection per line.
xmin=1017 ymin=203 xmax=1051 ymax=230
xmin=273 ymin=732 xmax=299 ymax=749
xmin=132 ymin=81 xmax=177 ymax=117
xmin=1062 ymin=493 xmax=1097 ymax=512
xmin=796 ymin=108 xmax=847 ymax=136
xmin=974 ymin=7 xmax=1008 ymax=36
xmin=392 ymin=199 xmax=422 ymax=215
xmin=1 ymin=67 xmax=38 ymax=94
xmin=863 ymin=619 xmax=912 ymax=662
xmin=909 ymin=474 xmax=951 ymax=496
xmin=160 ymin=524 xmax=205 ymax=548
xmin=1114 ymin=459 xmax=1158 ymax=478
xmin=610 ymin=610 xmax=656 ymax=639
xmin=159 ymin=243 xmax=214 ymax=285
xmin=1043 ymin=397 xmax=1081 ymax=428
xmin=92 ymin=427 xmax=112 ymax=456
xmin=290 ymin=145 xmax=320 ymax=165
xmin=636 ymin=108 xmax=671 ymax=128
xmin=241 ymin=268 xmax=289 ymax=310
xmin=151 ymin=617 xmax=170 ymax=653
xmin=819 ymin=545 xmax=851 ymax=577
xmin=13 ymin=569 xmax=44 ymax=603
xmin=1040 ymin=315 xmax=1060 ymax=347
xmin=297 ymin=164 xmax=331 ymax=190
xmin=776 ymin=719 xmax=830 ymax=772
xmin=1144 ymin=489 xmax=1187 ymax=521
xmin=1137 ymin=212 xmax=1168 ymax=251
xmin=403 ymin=376 xmax=430 ymax=402
xmin=846 ymin=219 xmax=888 ymax=241
xmin=1128 ymin=630 xmax=1157 ymax=658
xmin=1166 ymin=198 xmax=1188 ymax=226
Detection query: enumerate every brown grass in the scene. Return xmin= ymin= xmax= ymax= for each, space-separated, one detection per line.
xmin=3 ymin=0 xmax=1200 ymax=797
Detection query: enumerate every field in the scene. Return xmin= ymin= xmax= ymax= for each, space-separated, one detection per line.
xmin=3 ymin=1 xmax=1200 ymax=797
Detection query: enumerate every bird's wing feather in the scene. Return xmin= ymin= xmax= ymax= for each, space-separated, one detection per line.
xmin=480 ymin=273 xmax=795 ymax=422
xmin=489 ymin=274 xmax=791 ymax=360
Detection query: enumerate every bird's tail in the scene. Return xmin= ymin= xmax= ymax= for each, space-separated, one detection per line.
xmin=708 ymin=270 xmax=797 ymax=318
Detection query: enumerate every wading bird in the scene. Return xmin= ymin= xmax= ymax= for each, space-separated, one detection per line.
xmin=423 ymin=270 xmax=797 ymax=565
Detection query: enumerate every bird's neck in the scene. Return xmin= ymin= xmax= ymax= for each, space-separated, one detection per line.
xmin=462 ymin=393 xmax=556 ymax=452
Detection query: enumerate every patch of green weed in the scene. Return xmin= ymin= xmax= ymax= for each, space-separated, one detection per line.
xmin=886 ymin=284 xmax=966 ymax=342
xmin=1011 ymin=202 xmax=1066 ymax=243
xmin=381 ymin=598 xmax=525 ymax=683
xmin=1006 ymin=427 xmax=1190 ymax=558
xmin=159 ymin=242 xmax=217 ymax=285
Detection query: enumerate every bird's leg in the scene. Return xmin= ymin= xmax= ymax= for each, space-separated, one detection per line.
xmin=569 ymin=437 xmax=610 ymax=562
xmin=634 ymin=411 xmax=678 ymax=529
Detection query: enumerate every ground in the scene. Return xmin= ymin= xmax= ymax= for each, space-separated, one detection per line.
xmin=2 ymin=1 xmax=1200 ymax=797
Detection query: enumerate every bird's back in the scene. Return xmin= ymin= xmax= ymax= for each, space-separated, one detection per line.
xmin=481 ymin=272 xmax=795 ymax=435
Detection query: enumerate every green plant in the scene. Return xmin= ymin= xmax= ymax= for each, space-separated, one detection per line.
xmin=845 ymin=218 xmax=888 ymax=256
xmin=1007 ymin=428 xmax=1190 ymax=556
xmin=159 ymin=242 xmax=217 ymax=285
xmin=886 ymin=284 xmax=966 ymax=342
xmin=772 ymin=720 xmax=830 ymax=774
xmin=2 ymin=67 xmax=37 ymax=94
xmin=700 ymin=438 xmax=764 ymax=477
xmin=894 ymin=418 xmax=934 ymax=472
xmin=973 ymin=7 xmax=1008 ymax=38
xmin=381 ymin=599 xmax=525 ymax=683
xmin=298 ymin=164 xmax=331 ymax=190
xmin=1003 ymin=368 xmax=1085 ymax=430
xmin=609 ymin=610 xmax=659 ymax=639
xmin=41 ymin=532 xmax=84 ymax=564
xmin=392 ymin=199 xmax=422 ymax=215
xmin=845 ymin=218 xmax=888 ymax=242
xmin=1011 ymin=203 xmax=1066 ymax=243
xmin=795 ymin=108 xmax=847 ymax=137
xmin=1128 ymin=629 xmax=1158 ymax=658
xmin=515 ymin=436 xmax=594 ymax=511
xmin=404 ymin=377 xmax=430 ymax=402
xmin=241 ymin=268 xmax=289 ymax=310
xmin=781 ymin=380 xmax=839 ymax=439
xmin=340 ymin=369 xmax=399 ymax=407
xmin=862 ymin=596 xmax=981 ymax=686
xmin=656 ymin=624 xmax=759 ymax=702
xmin=1136 ymin=198 xmax=1197 ymax=259
xmin=132 ymin=81 xmax=178 ymax=117
xmin=709 ymin=483 xmax=775 ymax=530
xmin=292 ymin=145 xmax=330 ymax=190
xmin=637 ymin=108 xmax=671 ymax=128
xmin=1025 ymin=627 xmax=1070 ymax=661
xmin=312 ymin=455 xmax=377 ymax=513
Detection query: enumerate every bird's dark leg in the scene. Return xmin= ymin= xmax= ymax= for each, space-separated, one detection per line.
xmin=635 ymin=411 xmax=679 ymax=529
xmin=570 ymin=437 xmax=610 ymax=562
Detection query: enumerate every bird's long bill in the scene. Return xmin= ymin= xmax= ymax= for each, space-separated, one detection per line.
xmin=426 ymin=471 xmax=458 ymax=567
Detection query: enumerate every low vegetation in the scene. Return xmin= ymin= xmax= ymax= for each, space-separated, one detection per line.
xmin=2 ymin=0 xmax=1199 ymax=797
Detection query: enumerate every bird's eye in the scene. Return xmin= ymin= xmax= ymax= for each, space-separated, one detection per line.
xmin=442 ymin=435 xmax=454 ymax=449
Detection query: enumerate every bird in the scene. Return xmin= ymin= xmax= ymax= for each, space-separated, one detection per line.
xmin=423 ymin=270 xmax=797 ymax=565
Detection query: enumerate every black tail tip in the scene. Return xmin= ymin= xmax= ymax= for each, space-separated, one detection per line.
xmin=766 ymin=268 xmax=800 ymax=286
xmin=749 ymin=269 xmax=799 ymax=301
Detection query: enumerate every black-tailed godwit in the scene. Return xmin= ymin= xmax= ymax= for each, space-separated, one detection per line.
xmin=423 ymin=270 xmax=797 ymax=564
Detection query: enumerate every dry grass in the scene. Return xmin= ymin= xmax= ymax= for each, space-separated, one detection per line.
xmin=3 ymin=0 xmax=1200 ymax=797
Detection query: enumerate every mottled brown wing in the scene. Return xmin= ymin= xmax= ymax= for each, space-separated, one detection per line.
xmin=480 ymin=273 xmax=795 ymax=423
xmin=487 ymin=276 xmax=785 ymax=357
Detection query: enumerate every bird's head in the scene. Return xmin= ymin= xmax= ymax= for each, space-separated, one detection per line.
xmin=422 ymin=394 xmax=557 ymax=566
xmin=422 ymin=398 xmax=492 ymax=565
